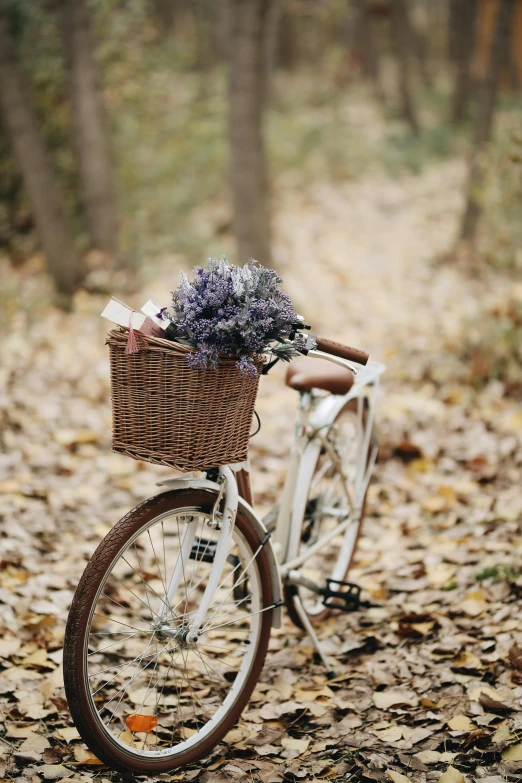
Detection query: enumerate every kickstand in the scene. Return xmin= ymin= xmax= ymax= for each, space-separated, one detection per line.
xmin=290 ymin=593 xmax=337 ymax=679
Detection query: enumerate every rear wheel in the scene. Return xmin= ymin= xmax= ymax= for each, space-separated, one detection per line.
xmin=64 ymin=489 xmax=273 ymax=775
xmin=285 ymin=401 xmax=375 ymax=628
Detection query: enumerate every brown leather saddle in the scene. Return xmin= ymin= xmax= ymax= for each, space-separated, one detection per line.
xmin=285 ymin=356 xmax=355 ymax=395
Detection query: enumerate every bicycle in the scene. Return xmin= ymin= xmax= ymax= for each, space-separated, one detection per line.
xmin=63 ymin=335 xmax=385 ymax=775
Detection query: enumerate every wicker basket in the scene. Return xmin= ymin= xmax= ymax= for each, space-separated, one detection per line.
xmin=107 ymin=328 xmax=263 ymax=472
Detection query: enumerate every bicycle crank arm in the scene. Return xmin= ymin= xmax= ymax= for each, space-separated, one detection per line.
xmin=286 ymin=569 xmax=324 ymax=596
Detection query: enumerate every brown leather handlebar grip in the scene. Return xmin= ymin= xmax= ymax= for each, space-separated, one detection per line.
xmin=315 ymin=337 xmax=369 ymax=365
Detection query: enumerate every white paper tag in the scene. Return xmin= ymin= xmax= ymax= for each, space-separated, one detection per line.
xmin=101 ymin=297 xmax=146 ymax=330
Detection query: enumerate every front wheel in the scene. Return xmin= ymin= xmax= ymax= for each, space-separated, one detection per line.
xmin=64 ymin=489 xmax=273 ymax=775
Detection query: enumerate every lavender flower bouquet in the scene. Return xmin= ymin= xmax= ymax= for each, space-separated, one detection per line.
xmin=160 ymin=258 xmax=307 ymax=377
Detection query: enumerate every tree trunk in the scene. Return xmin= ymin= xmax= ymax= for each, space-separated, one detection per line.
xmin=228 ymin=0 xmax=273 ymax=266
xmin=460 ymin=0 xmax=514 ymax=241
xmin=409 ymin=15 xmax=433 ymax=91
xmin=276 ymin=7 xmax=297 ymax=70
xmin=0 ymin=5 xmax=81 ymax=299
xmin=262 ymin=0 xmax=282 ymax=102
xmin=150 ymin=0 xmax=180 ymax=37
xmin=356 ymin=0 xmax=385 ymax=101
xmin=451 ymin=0 xmax=478 ymax=123
xmin=63 ymin=0 xmax=118 ymax=256
xmin=390 ymin=0 xmax=420 ymax=134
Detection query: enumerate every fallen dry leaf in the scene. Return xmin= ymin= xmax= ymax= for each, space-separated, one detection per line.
xmin=72 ymin=745 xmax=103 ymax=765
xmin=438 ymin=767 xmax=465 ymax=783
xmin=413 ymin=750 xmax=441 ymax=764
xmin=508 ymin=643 xmax=522 ymax=670
xmin=478 ymin=692 xmax=511 ymax=713
xmin=19 ymin=733 xmax=50 ymax=753
xmin=373 ymin=689 xmax=419 ymax=709
xmin=280 ymin=737 xmax=310 ymax=755
xmin=447 ymin=715 xmax=476 ymax=732
xmin=386 ymin=770 xmax=412 ymax=783
xmin=38 ymin=764 xmax=73 ymax=780
xmin=492 ymin=721 xmax=513 ymax=744
xmin=502 ymin=742 xmax=522 ymax=761
xmin=53 ymin=727 xmax=80 ymax=743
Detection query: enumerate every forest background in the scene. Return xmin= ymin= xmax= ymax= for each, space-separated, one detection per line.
xmin=1 ymin=1 xmax=522 ymax=782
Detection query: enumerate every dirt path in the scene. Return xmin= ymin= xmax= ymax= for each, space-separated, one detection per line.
xmin=1 ymin=160 xmax=522 ymax=783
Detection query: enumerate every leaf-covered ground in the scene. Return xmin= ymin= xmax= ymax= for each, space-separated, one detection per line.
xmin=1 ymin=158 xmax=522 ymax=783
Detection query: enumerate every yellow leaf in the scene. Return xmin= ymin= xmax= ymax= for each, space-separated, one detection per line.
xmin=437 ymin=486 xmax=457 ymax=504
xmin=427 ymin=563 xmax=456 ymax=588
xmin=492 ymin=721 xmax=513 ymax=744
xmin=2 ymin=665 xmax=42 ymax=681
xmin=460 ymin=598 xmax=487 ymax=617
xmin=118 ymin=730 xmax=136 ymax=748
xmin=408 ymin=458 xmax=433 ymax=474
xmin=73 ymin=745 xmax=103 ymax=765
xmin=469 ymin=685 xmax=498 ymax=701
xmin=54 ymin=428 xmax=100 ymax=446
xmin=373 ymin=689 xmax=419 ymax=709
xmin=438 ymin=767 xmax=465 ymax=783
xmin=374 ymin=725 xmax=403 ymax=743
xmin=410 ymin=621 xmax=435 ymax=635
xmin=502 ymin=742 xmax=522 ymax=761
xmin=54 ymin=727 xmax=81 ymax=743
xmin=447 ymin=715 xmax=475 ymax=732
xmin=19 ymin=733 xmax=50 ymax=753
xmin=223 ymin=727 xmax=251 ymax=745
xmin=386 ymin=770 xmax=411 ymax=783
xmin=22 ymin=649 xmax=48 ymax=667
xmin=440 ymin=752 xmax=458 ymax=762
xmin=466 ymin=590 xmax=486 ymax=601
xmin=421 ymin=495 xmax=447 ymax=513
xmin=280 ymin=737 xmax=310 ymax=755
xmin=0 ymin=480 xmax=21 ymax=494
xmin=306 ymin=701 xmax=328 ymax=718
xmin=452 ymin=651 xmax=483 ymax=670
xmin=413 ymin=751 xmax=440 ymax=765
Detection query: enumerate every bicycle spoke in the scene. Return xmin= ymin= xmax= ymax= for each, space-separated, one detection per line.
xmin=79 ymin=505 xmax=267 ymax=762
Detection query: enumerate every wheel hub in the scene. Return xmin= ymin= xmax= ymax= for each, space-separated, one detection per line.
xmin=153 ymin=622 xmax=198 ymax=646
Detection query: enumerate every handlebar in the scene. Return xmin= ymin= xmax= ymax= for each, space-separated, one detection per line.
xmin=314 ymin=337 xmax=369 ymax=366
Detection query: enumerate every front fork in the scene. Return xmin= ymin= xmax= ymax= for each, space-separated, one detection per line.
xmin=155 ymin=465 xmax=239 ymax=642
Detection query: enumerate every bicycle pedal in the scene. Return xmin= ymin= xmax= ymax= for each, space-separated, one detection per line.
xmin=322 ymin=579 xmax=361 ymax=612
xmin=189 ymin=537 xmax=217 ymax=563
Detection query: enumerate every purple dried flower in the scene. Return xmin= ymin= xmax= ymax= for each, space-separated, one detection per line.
xmin=237 ymin=356 xmax=258 ymax=378
xmin=167 ymin=257 xmax=304 ymax=371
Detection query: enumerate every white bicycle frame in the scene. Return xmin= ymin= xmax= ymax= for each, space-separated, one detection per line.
xmin=157 ymin=351 xmax=385 ymax=652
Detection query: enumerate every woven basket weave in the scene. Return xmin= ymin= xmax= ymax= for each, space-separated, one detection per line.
xmin=107 ymin=328 xmax=263 ymax=472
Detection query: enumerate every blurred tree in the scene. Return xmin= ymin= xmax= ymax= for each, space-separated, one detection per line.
xmin=451 ymin=0 xmax=479 ymax=123
xmin=354 ymin=0 xmax=385 ymax=102
xmin=0 ymin=2 xmax=81 ymax=299
xmin=461 ymin=0 xmax=515 ymax=241
xmin=409 ymin=6 xmax=432 ymax=92
xmin=276 ymin=5 xmax=297 ymax=70
xmin=228 ymin=0 xmax=273 ymax=265
xmin=263 ymin=0 xmax=282 ymax=101
xmin=215 ymin=0 xmax=231 ymax=58
xmin=390 ymin=0 xmax=420 ymax=134
xmin=150 ymin=0 xmax=180 ymax=37
xmin=63 ymin=0 xmax=118 ymax=257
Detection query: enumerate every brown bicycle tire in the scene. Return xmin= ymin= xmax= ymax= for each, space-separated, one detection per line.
xmin=63 ymin=489 xmax=274 ymax=775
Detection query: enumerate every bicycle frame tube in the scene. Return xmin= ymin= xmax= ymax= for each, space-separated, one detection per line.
xmin=184 ymin=465 xmax=238 ymax=642
xmin=275 ymin=356 xmax=384 ymax=573
xmin=272 ymin=392 xmax=311 ymax=557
